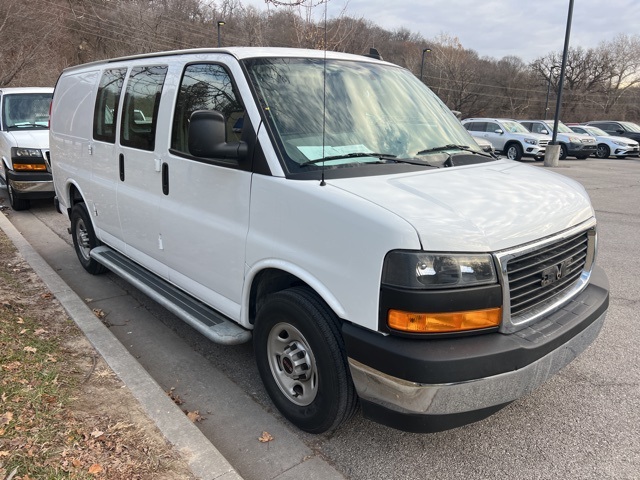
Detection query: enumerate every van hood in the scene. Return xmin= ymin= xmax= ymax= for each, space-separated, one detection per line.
xmin=329 ymin=160 xmax=594 ymax=252
xmin=5 ymin=129 xmax=49 ymax=150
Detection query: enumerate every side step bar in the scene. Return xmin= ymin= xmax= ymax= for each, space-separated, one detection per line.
xmin=90 ymin=246 xmax=252 ymax=345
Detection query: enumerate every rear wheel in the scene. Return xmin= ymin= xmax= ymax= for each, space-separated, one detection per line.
xmin=596 ymin=144 xmax=610 ymax=159
xmin=71 ymin=203 xmax=107 ymax=274
xmin=253 ymin=287 xmax=358 ymax=434
xmin=505 ymin=143 xmax=523 ymax=161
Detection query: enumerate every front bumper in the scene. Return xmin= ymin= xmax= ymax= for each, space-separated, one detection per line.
xmin=344 ymin=265 xmax=609 ymax=432
xmin=6 ymin=170 xmax=54 ymax=198
xmin=567 ymin=143 xmax=597 ymax=156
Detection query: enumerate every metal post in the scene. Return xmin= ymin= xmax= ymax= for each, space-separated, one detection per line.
xmin=551 ymin=0 xmax=574 ymax=145
xmin=217 ymin=21 xmax=225 ymax=48
xmin=420 ymin=48 xmax=431 ymax=83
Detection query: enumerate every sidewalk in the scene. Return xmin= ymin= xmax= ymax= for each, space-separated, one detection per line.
xmin=0 ymin=210 xmax=243 ymax=480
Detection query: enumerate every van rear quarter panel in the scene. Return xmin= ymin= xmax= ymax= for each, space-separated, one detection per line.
xmin=50 ymin=69 xmax=100 ymax=211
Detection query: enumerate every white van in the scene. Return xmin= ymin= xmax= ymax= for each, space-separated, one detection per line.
xmin=0 ymin=87 xmax=54 ymax=210
xmin=50 ymin=48 xmax=609 ymax=434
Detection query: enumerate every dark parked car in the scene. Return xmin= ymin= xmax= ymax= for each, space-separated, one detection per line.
xmin=584 ymin=121 xmax=640 ymax=143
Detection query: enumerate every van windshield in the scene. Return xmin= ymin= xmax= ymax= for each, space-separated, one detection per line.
xmin=244 ymin=57 xmax=480 ymax=173
xmin=2 ymin=93 xmax=52 ymax=130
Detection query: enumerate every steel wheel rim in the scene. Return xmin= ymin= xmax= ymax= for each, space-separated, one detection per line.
xmin=507 ymin=147 xmax=517 ymax=160
xmin=266 ymin=322 xmax=318 ymax=406
xmin=75 ymin=218 xmax=92 ymax=261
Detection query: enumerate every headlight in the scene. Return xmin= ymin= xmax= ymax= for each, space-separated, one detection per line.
xmin=12 ymin=147 xmax=43 ymax=158
xmin=568 ymin=136 xmax=582 ymax=143
xmin=382 ymin=251 xmax=497 ymax=289
xmin=524 ymin=138 xmax=538 ymax=145
xmin=612 ymin=140 xmax=627 ymax=146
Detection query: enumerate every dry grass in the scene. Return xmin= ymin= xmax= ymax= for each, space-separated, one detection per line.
xmin=0 ymin=229 xmax=196 ymax=480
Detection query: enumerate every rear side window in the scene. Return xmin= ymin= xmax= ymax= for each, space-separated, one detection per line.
xmin=171 ymin=63 xmax=244 ymax=155
xmin=121 ymin=65 xmax=168 ymax=151
xmin=93 ymin=68 xmax=127 ymax=143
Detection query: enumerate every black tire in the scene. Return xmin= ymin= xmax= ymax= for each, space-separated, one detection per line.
xmin=576 ymin=155 xmax=588 ymax=160
xmin=534 ymin=156 xmax=544 ymax=162
xmin=596 ymin=144 xmax=610 ymax=159
xmin=253 ymin=287 xmax=358 ymax=434
xmin=71 ymin=203 xmax=107 ymax=275
xmin=505 ymin=143 xmax=523 ymax=161
xmin=7 ymin=183 xmax=30 ymax=211
xmin=559 ymin=144 xmax=568 ymax=160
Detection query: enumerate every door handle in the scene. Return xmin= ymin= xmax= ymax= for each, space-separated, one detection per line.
xmin=119 ymin=153 xmax=125 ymax=181
xmin=162 ymin=162 xmax=169 ymax=195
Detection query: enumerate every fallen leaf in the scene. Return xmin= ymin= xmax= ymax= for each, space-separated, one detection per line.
xmin=41 ymin=292 xmax=53 ymax=299
xmin=0 ymin=412 xmax=12 ymax=425
xmin=88 ymin=463 xmax=103 ymax=474
xmin=92 ymin=308 xmax=105 ymax=319
xmin=23 ymin=346 xmax=37 ymax=353
xmin=259 ymin=431 xmax=274 ymax=443
xmin=91 ymin=429 xmax=104 ymax=438
xmin=16 ymin=317 xmax=24 ymax=324
xmin=19 ymin=328 xmax=28 ymax=335
xmin=34 ymin=328 xmax=46 ymax=335
xmin=186 ymin=410 xmax=202 ymax=422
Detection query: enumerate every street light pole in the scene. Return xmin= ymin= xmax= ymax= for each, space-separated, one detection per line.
xmin=544 ymin=66 xmax=557 ymax=120
xmin=551 ymin=0 xmax=574 ymax=146
xmin=217 ymin=20 xmax=225 ymax=47
xmin=420 ymin=47 xmax=431 ymax=83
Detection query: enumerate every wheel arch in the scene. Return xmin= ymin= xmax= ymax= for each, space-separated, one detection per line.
xmin=243 ymin=263 xmax=347 ymax=328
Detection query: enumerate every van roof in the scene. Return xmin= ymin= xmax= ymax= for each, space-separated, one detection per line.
xmin=0 ymin=87 xmax=54 ymax=95
xmin=60 ymin=47 xmax=392 ymax=73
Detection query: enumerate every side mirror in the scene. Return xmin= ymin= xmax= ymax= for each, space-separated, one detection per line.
xmin=188 ymin=110 xmax=248 ymax=160
xmin=541 ymin=129 xmax=549 ymax=135
xmin=495 ymin=129 xmax=504 ymax=135
xmin=616 ymin=129 xmax=625 ymax=134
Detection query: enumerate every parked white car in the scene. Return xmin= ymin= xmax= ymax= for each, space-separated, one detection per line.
xmin=568 ymin=124 xmax=640 ymax=159
xmin=461 ymin=118 xmax=551 ymax=161
xmin=0 ymin=87 xmax=54 ymax=210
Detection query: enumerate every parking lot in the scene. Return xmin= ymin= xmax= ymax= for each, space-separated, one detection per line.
xmin=1 ymin=156 xmax=639 ymax=480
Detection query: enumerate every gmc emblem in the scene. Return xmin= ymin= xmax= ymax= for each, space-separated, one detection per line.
xmin=541 ymin=258 xmax=572 ymax=287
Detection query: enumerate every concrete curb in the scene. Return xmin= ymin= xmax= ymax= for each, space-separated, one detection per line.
xmin=0 ymin=210 xmax=243 ymax=480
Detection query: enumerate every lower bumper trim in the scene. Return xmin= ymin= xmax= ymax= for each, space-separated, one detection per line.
xmin=348 ymin=310 xmax=605 ymax=417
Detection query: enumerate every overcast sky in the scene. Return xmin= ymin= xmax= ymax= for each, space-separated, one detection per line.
xmin=253 ymin=0 xmax=640 ymax=62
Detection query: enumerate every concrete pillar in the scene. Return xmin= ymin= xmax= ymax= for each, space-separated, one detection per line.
xmin=544 ymin=144 xmax=560 ymax=167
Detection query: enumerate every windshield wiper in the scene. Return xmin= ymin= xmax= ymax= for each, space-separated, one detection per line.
xmin=300 ymin=152 xmax=397 ymax=166
xmin=417 ymin=144 xmax=496 ymax=159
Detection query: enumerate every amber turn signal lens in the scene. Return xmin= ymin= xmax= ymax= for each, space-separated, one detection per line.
xmin=388 ymin=307 xmax=502 ymax=333
xmin=13 ymin=163 xmax=47 ymax=171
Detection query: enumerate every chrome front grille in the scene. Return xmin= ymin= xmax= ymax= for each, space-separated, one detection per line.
xmin=539 ymin=140 xmax=549 ymax=147
xmin=508 ymin=231 xmax=588 ymax=315
xmin=495 ymin=220 xmax=596 ymax=333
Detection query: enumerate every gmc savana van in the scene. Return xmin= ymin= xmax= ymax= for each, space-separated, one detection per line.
xmin=50 ymin=48 xmax=609 ymax=434
xmin=0 ymin=87 xmax=54 ymax=210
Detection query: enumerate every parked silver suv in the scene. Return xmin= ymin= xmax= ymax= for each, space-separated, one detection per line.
xmin=461 ymin=118 xmax=551 ymax=161
xmin=519 ymin=120 xmax=596 ymax=159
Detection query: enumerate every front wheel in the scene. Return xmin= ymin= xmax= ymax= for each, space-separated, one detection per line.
xmin=7 ymin=183 xmax=30 ymax=211
xmin=253 ymin=287 xmax=358 ymax=434
xmin=505 ymin=143 xmax=523 ymax=161
xmin=596 ymin=144 xmax=610 ymax=159
xmin=559 ymin=144 xmax=568 ymax=160
xmin=71 ymin=203 xmax=107 ymax=274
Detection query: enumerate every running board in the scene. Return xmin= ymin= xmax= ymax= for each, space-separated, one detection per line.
xmin=90 ymin=246 xmax=252 ymax=345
